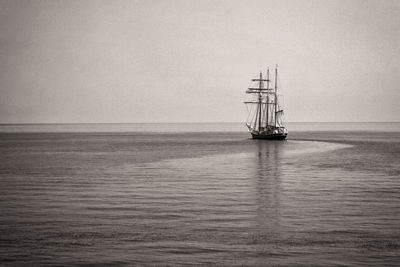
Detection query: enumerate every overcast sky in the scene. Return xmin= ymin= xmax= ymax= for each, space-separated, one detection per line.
xmin=0 ymin=0 xmax=399 ymax=123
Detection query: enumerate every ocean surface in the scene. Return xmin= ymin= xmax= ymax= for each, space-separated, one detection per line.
xmin=0 ymin=123 xmax=399 ymax=266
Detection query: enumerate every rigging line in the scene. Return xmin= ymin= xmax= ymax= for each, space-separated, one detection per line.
xmin=246 ymin=104 xmax=251 ymax=123
xmin=246 ymin=103 xmax=255 ymax=123
xmin=251 ymin=105 xmax=257 ymax=125
xmin=245 ymin=105 xmax=250 ymax=122
xmin=246 ymin=103 xmax=252 ymax=124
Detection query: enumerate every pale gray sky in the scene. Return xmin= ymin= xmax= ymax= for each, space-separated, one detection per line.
xmin=0 ymin=0 xmax=399 ymax=123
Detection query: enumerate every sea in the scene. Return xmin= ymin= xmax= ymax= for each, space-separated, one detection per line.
xmin=0 ymin=122 xmax=399 ymax=266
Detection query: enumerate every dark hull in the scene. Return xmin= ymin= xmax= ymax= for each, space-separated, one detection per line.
xmin=251 ymin=133 xmax=287 ymax=140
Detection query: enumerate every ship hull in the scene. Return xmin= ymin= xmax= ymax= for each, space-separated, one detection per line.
xmin=251 ymin=133 xmax=287 ymax=140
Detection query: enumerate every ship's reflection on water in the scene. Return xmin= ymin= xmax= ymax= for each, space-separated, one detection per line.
xmin=251 ymin=141 xmax=285 ymax=245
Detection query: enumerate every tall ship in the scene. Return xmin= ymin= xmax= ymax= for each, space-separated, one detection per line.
xmin=244 ymin=65 xmax=287 ymax=140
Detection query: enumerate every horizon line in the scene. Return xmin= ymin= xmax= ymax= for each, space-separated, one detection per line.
xmin=1 ymin=121 xmax=399 ymax=125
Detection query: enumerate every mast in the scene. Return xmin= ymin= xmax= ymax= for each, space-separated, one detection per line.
xmin=274 ymin=65 xmax=278 ymax=128
xmin=258 ymin=72 xmax=262 ymax=131
xmin=266 ymin=68 xmax=269 ymax=128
